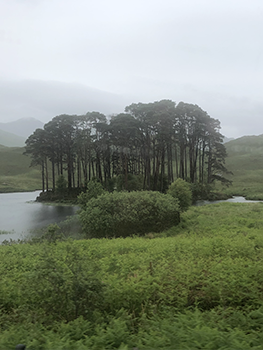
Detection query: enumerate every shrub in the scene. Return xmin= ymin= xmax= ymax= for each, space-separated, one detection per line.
xmin=23 ymin=243 xmax=105 ymax=323
xmin=78 ymin=180 xmax=106 ymax=210
xmin=56 ymin=175 xmax=67 ymax=193
xmin=79 ymin=191 xmax=180 ymax=238
xmin=191 ymin=182 xmax=213 ymax=201
xmin=167 ymin=178 xmax=192 ymax=212
xmin=41 ymin=224 xmax=65 ymax=243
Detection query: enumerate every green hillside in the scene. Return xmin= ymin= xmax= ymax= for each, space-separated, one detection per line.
xmin=0 ymin=146 xmax=41 ymax=192
xmin=0 ymin=128 xmax=26 ymax=147
xmin=223 ymin=135 xmax=263 ymax=199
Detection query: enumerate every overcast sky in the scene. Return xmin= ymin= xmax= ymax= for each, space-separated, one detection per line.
xmin=0 ymin=0 xmax=263 ymax=138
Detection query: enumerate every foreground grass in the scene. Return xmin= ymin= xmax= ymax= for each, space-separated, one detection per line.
xmin=1 ymin=203 xmax=263 ymax=348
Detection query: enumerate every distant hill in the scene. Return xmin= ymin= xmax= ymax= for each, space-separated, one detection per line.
xmin=223 ymin=136 xmax=235 ymax=143
xmin=0 ymin=80 xmax=128 ymax=126
xmin=225 ymin=134 xmax=263 ymax=155
xmin=0 ymin=117 xmax=44 ymax=139
xmin=0 ymin=128 xmax=26 ymax=147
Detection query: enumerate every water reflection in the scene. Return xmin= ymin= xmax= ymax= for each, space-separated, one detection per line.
xmin=31 ymin=204 xmax=77 ymax=228
xmin=0 ymin=191 xmax=78 ymax=242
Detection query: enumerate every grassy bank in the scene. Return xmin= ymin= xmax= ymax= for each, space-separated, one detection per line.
xmin=1 ymin=202 xmax=263 ymax=349
xmin=223 ymin=136 xmax=263 ymax=199
xmin=0 ymin=146 xmax=41 ymax=192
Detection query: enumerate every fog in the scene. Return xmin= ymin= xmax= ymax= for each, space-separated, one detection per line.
xmin=1 ymin=0 xmax=262 ymax=138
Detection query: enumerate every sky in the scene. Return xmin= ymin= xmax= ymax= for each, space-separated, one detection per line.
xmin=0 ymin=0 xmax=263 ymax=138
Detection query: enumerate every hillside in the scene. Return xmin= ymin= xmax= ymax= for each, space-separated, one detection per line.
xmin=0 ymin=117 xmax=44 ymax=139
xmin=0 ymin=80 xmax=127 ymax=127
xmin=0 ymin=129 xmax=26 ymax=147
xmin=224 ymin=134 xmax=263 ymax=199
xmin=0 ymin=146 xmax=41 ymax=192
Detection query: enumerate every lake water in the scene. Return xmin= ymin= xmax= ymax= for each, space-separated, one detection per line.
xmin=0 ymin=191 xmax=78 ymax=242
xmin=0 ymin=192 xmax=262 ymax=243
xmin=196 ymin=196 xmax=263 ymax=206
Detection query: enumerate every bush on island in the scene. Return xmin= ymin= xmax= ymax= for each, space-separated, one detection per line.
xmin=79 ymin=191 xmax=180 ymax=238
xmin=78 ymin=180 xmax=106 ymax=210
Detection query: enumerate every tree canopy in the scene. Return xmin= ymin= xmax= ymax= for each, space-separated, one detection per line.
xmin=24 ymin=99 xmax=231 ymax=193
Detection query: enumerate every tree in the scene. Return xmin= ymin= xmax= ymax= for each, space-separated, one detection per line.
xmin=24 ymin=128 xmax=50 ymax=192
xmin=125 ymin=100 xmax=176 ymax=191
xmin=25 ymin=99 xmax=231 ymax=199
xmin=108 ymin=113 xmax=142 ymax=189
xmin=45 ymin=115 xmax=77 ymax=189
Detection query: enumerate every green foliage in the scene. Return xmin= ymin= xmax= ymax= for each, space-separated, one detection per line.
xmin=56 ymin=215 xmax=83 ymax=239
xmin=79 ymin=191 xmax=180 ymax=238
xmin=37 ymin=187 xmax=84 ymax=203
xmin=191 ymin=182 xmax=229 ymax=201
xmin=191 ymin=182 xmax=213 ymax=200
xmin=41 ymin=224 xmax=65 ymax=243
xmin=20 ymin=243 xmax=105 ymax=324
xmin=167 ymin=178 xmax=192 ymax=211
xmin=1 ymin=310 xmax=263 ymax=349
xmin=150 ymin=173 xmax=169 ymax=193
xmin=116 ymin=173 xmax=144 ymax=192
xmin=55 ymin=175 xmax=67 ymax=193
xmin=77 ymin=180 xmax=106 ymax=210
xmin=3 ymin=203 xmax=263 ymax=346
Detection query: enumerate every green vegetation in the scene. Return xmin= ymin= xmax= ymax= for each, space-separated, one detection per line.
xmin=1 ymin=203 xmax=263 ymax=348
xmin=3 ymin=103 xmax=263 ymax=347
xmin=167 ymin=178 xmax=192 ymax=211
xmin=3 ymin=106 xmax=263 ymax=203
xmin=0 ymin=146 xmax=41 ymax=192
xmin=24 ymin=101 xmax=229 ymax=197
xmin=223 ymin=135 xmax=263 ymax=199
xmin=78 ymin=180 xmax=106 ymax=209
xmin=79 ymin=191 xmax=180 ymax=238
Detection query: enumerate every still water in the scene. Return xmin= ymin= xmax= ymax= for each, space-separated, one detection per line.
xmin=195 ymin=196 xmax=263 ymax=206
xmin=0 ymin=192 xmax=262 ymax=243
xmin=0 ymin=191 xmax=78 ymax=242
